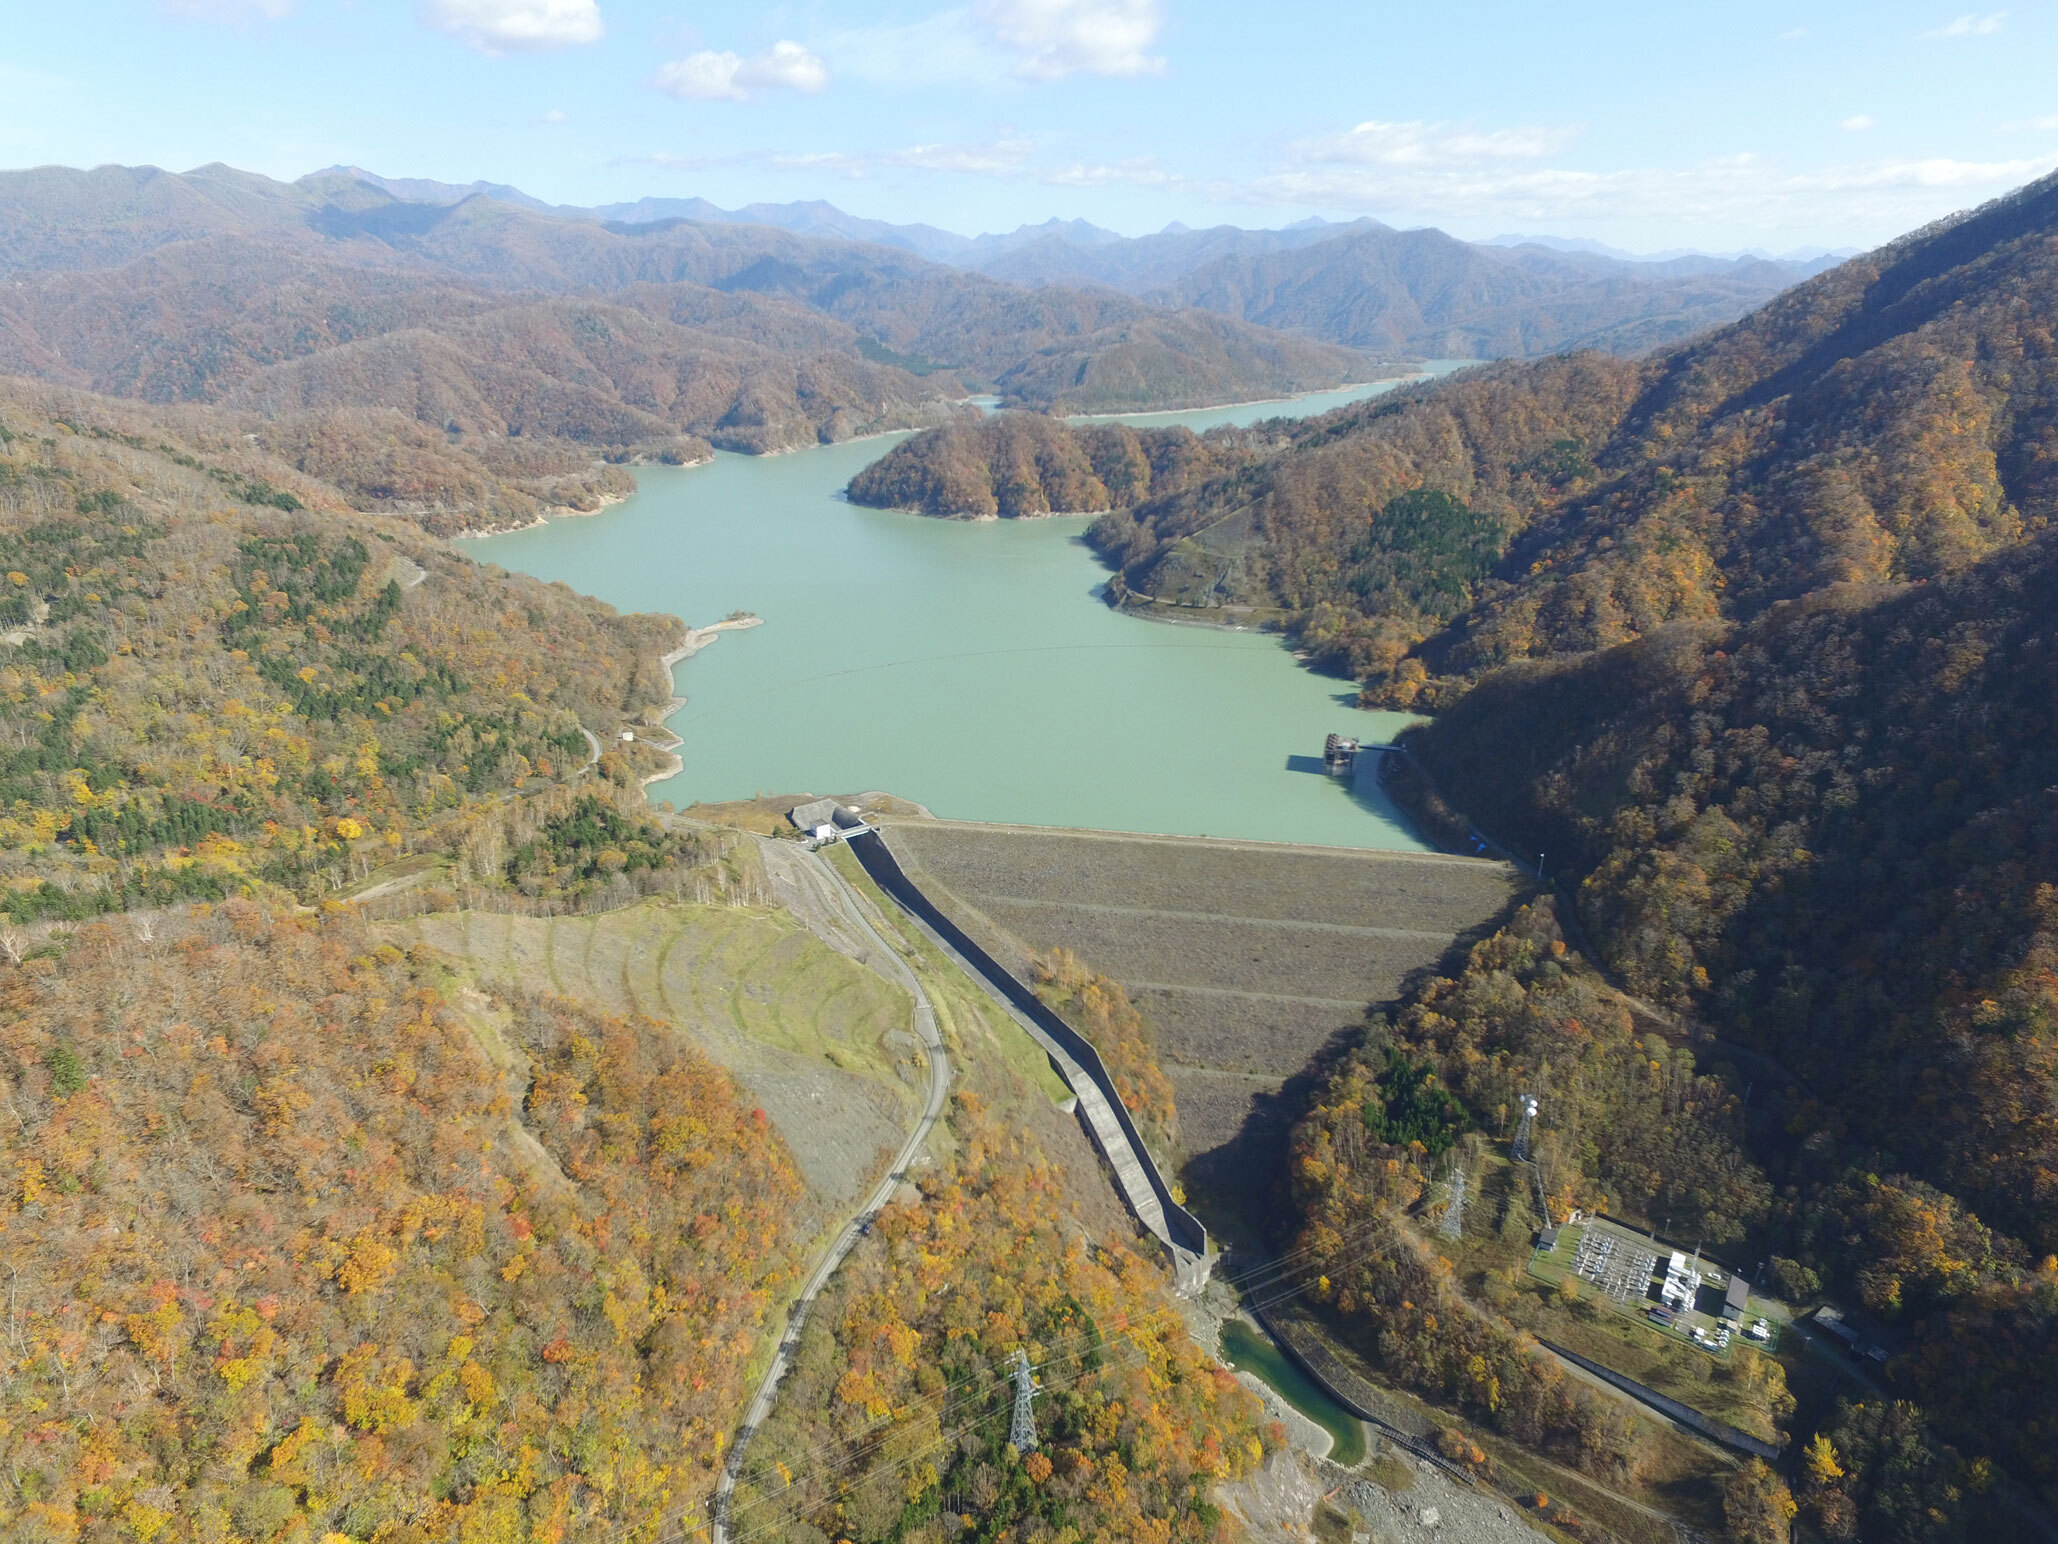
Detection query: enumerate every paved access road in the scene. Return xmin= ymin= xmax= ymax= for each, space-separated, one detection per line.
xmin=712 ymin=843 xmax=951 ymax=1544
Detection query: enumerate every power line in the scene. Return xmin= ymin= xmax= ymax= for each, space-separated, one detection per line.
xmin=726 ymin=1210 xmax=1391 ymax=1492
xmin=1007 ymin=1349 xmax=1039 ymax=1451
xmin=716 ymin=1222 xmax=1403 ymax=1543
xmin=545 ymin=1212 xmax=1403 ymax=1544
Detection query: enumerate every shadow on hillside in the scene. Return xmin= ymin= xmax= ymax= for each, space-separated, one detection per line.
xmin=1176 ymin=888 xmax=1529 ymax=1252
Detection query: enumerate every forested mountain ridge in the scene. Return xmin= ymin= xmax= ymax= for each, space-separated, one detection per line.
xmin=0 ymin=377 xmax=852 ymax=1540
xmin=3 ymin=908 xmax=811 ymax=1542
xmin=1348 ymin=418 xmax=2058 ymax=1544
xmin=1148 ymin=223 xmax=1813 ymax=357
xmin=1257 ymin=172 xmax=2058 ymax=1544
xmin=1083 ymin=168 xmax=2058 ymax=707
xmin=0 ymin=162 xmax=1379 ymax=533
xmin=0 ymin=376 xmax=682 ymax=917
xmin=282 ymin=168 xmax=1819 ymax=358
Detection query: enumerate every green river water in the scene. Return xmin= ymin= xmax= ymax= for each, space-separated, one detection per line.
xmin=1218 ymin=1319 xmax=1367 ymax=1466
xmin=471 ymin=379 xmax=1435 ymax=848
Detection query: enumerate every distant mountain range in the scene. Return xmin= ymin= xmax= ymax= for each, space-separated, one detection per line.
xmin=308 ymin=166 xmax=1825 ymax=357
xmin=0 ymin=162 xmax=1378 ymax=528
xmin=325 ymin=164 xmax=1849 ymax=274
xmin=0 ymin=159 xmax=1846 ymax=530
xmin=1480 ymin=231 xmax=1855 ymax=266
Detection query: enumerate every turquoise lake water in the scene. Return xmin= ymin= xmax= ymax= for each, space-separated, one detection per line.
xmin=470 ymin=386 xmax=1435 ymax=849
xmin=1065 ymin=366 xmax=1470 ymax=433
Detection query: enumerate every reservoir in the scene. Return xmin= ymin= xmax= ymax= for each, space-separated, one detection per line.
xmin=472 ymin=384 xmax=1438 ymax=849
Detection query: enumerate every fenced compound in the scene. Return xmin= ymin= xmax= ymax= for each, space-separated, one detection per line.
xmin=1571 ymin=1227 xmax=1658 ymax=1306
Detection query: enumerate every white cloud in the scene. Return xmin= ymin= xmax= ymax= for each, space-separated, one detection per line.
xmin=419 ymin=0 xmax=603 ymax=54
xmin=1307 ymin=119 xmax=1582 ymax=169
xmin=1778 ymin=26 xmax=1808 ymax=40
xmin=768 ymin=135 xmax=1038 ymax=178
xmin=633 ymin=151 xmax=747 ymax=171
xmin=1040 ymin=156 xmax=1175 ymax=188
xmin=654 ymin=41 xmax=828 ymax=102
xmin=654 ymin=53 xmax=749 ymax=102
xmin=628 ymin=133 xmax=1170 ymax=190
xmin=1924 ymin=11 xmax=2006 ymax=36
xmin=975 ymin=0 xmax=1166 ymax=79
xmin=1234 ymin=141 xmax=2058 ymax=241
xmin=1840 ymin=115 xmax=1875 ymax=131
xmin=2033 ymin=114 xmax=2058 ymax=130
xmin=541 ymin=109 xmax=570 ymax=124
xmin=161 ymin=0 xmax=291 ymax=20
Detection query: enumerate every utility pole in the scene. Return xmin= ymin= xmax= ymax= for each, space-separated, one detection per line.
xmin=1008 ymin=1349 xmax=1039 ymax=1452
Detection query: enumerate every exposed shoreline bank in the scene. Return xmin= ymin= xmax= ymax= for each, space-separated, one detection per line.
xmin=663 ymin=612 xmax=763 ymax=669
xmin=452 ymin=488 xmax=633 ymax=540
xmin=1061 ymin=368 xmax=1432 ymax=422
xmin=636 ymin=615 xmax=765 ymax=793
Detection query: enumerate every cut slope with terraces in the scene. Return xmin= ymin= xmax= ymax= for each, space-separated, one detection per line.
xmin=387 ymin=899 xmax=918 ymax=1223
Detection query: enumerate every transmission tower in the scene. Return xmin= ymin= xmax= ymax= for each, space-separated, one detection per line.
xmin=1440 ymin=1154 xmax=1467 ymax=1241
xmin=1007 ymin=1349 xmax=1039 ymax=1452
xmin=1511 ymin=1094 xmax=1539 ymax=1161
xmin=1530 ymin=1148 xmax=1553 ymax=1229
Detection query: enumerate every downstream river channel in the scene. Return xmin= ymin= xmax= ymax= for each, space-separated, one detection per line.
xmin=474 ymin=379 xmax=1441 ymax=848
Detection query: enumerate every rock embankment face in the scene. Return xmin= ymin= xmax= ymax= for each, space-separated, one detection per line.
xmin=877 ymin=821 xmax=1515 ymax=1200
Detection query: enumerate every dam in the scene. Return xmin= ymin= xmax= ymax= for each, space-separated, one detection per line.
xmin=873 ymin=816 xmax=1518 ymax=1235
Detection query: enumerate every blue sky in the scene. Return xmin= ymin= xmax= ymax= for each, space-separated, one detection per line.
xmin=5 ymin=1 xmax=2056 ymax=251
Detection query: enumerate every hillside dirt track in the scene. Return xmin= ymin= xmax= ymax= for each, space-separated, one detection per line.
xmin=880 ymin=820 xmax=1517 ymax=1231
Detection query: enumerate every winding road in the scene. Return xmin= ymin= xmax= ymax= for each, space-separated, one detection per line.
xmin=712 ymin=843 xmax=951 ymax=1544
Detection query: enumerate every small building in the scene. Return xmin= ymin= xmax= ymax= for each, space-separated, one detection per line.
xmin=788 ymin=798 xmax=844 ymax=831
xmin=1814 ymin=1306 xmax=1860 ymax=1346
xmin=1322 ymin=734 xmax=1360 ymax=775
xmin=1722 ymin=1275 xmax=1750 ymax=1322
xmin=619 ymin=730 xmax=636 ymax=743
xmin=1660 ymin=1250 xmax=1702 ymax=1310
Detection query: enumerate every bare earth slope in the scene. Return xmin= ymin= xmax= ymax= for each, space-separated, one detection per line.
xmin=388 ymin=898 xmax=919 ymax=1235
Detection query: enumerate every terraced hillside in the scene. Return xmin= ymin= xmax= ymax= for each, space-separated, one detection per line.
xmin=878 ymin=821 xmax=1517 ymax=1225
xmin=387 ymin=898 xmax=921 ymax=1234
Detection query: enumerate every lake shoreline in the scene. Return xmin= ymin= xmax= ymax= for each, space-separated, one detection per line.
xmin=1062 ymin=368 xmax=1431 ymax=423
xmin=470 ymin=400 xmax=1427 ymax=849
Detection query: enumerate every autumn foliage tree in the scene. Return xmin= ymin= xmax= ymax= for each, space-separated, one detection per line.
xmin=0 ymin=903 xmax=805 ymax=1543
xmin=1030 ymin=946 xmax=1178 ymax=1155
xmin=732 ymin=1090 xmax=1271 ymax=1543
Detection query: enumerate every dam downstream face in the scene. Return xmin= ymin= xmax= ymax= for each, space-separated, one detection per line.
xmin=473 ymin=389 xmax=1426 ymax=849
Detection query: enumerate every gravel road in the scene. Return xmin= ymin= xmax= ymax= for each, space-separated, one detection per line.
xmin=712 ymin=843 xmax=951 ymax=1544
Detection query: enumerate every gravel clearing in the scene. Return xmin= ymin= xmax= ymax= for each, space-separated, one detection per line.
xmin=1333 ymin=1467 xmax=1554 ymax=1544
xmin=1218 ymin=1448 xmax=1553 ymax=1544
